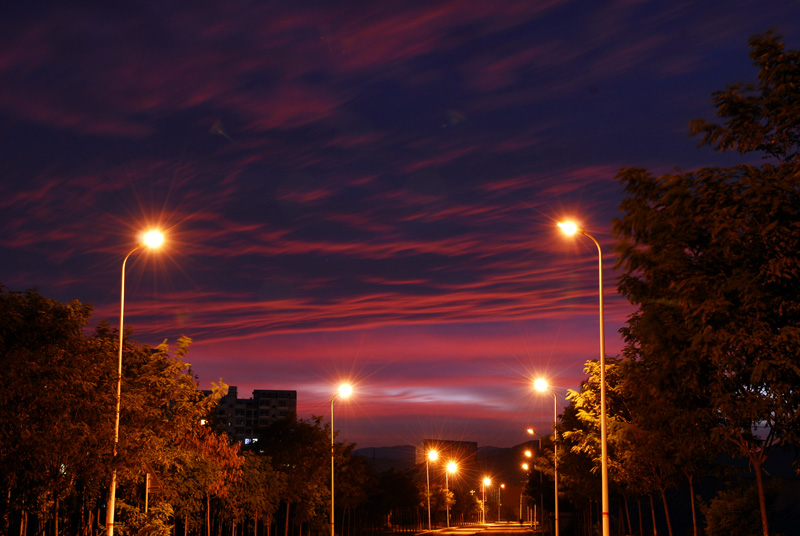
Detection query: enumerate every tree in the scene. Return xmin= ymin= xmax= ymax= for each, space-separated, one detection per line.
xmin=0 ymin=287 xmax=114 ymax=536
xmin=254 ymin=415 xmax=331 ymax=536
xmin=613 ymin=33 xmax=800 ymax=536
xmin=220 ymin=452 xmax=284 ymax=536
xmin=689 ymin=32 xmax=800 ymax=163
xmin=0 ymin=287 xmax=242 ymax=536
xmin=365 ymin=468 xmax=421 ymax=531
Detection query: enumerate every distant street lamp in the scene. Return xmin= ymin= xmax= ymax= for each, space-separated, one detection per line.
xmin=499 ymin=483 xmax=505 ymax=522
xmin=426 ymin=449 xmax=438 ymax=530
xmin=558 ymin=220 xmax=609 ymax=536
xmin=106 ymin=230 xmax=164 ymax=536
xmin=481 ymin=477 xmax=491 ymax=524
xmin=534 ymin=379 xmax=559 ymax=536
xmin=527 ymin=428 xmax=543 ymax=529
xmin=446 ymin=461 xmax=457 ymax=528
xmin=331 ymin=383 xmax=352 ymax=536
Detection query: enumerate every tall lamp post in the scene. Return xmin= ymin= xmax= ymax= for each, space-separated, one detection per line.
xmin=498 ymin=484 xmax=505 ymax=522
xmin=331 ymin=383 xmax=352 ymax=536
xmin=534 ymin=379 xmax=559 ymax=536
xmin=426 ymin=449 xmax=438 ymax=531
xmin=527 ymin=428 xmax=543 ymax=529
xmin=521 ymin=463 xmax=529 ymax=524
xmin=558 ymin=220 xmax=609 ymax=536
xmin=446 ymin=461 xmax=457 ymax=528
xmin=106 ymin=230 xmax=164 ymax=536
xmin=481 ymin=477 xmax=491 ymax=524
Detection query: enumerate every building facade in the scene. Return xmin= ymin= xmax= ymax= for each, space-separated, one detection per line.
xmin=215 ymin=386 xmax=297 ymax=444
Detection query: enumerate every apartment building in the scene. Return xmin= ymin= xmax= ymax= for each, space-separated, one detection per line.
xmin=214 ymin=386 xmax=297 ymax=444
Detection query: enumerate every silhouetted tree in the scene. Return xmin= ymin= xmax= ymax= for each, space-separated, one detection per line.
xmin=255 ymin=415 xmax=331 ymax=536
xmin=614 ymin=33 xmax=800 ymax=536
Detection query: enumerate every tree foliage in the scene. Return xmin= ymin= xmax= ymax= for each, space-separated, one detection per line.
xmin=613 ymin=33 xmax=800 ymax=536
xmin=0 ymin=287 xmax=255 ymax=536
xmin=690 ymin=32 xmax=800 ymax=162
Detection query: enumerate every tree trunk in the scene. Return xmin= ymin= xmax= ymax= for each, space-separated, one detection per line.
xmin=54 ymin=496 xmax=59 ymax=536
xmin=649 ymin=495 xmax=657 ymax=536
xmin=623 ymin=495 xmax=632 ymax=535
xmin=687 ymin=473 xmax=698 ymax=536
xmin=284 ymin=502 xmax=290 ymax=536
xmin=206 ymin=494 xmax=212 ymax=536
xmin=752 ymin=457 xmax=770 ymax=536
xmin=637 ymin=499 xmax=643 ymax=536
xmin=658 ymin=488 xmax=673 ymax=536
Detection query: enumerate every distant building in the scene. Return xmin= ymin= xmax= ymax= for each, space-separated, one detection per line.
xmin=213 ymin=386 xmax=297 ymax=445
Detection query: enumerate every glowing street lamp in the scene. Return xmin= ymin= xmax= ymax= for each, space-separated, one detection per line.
xmin=534 ymin=378 xmax=559 ymax=536
xmin=557 ymin=219 xmax=609 ymax=536
xmin=526 ymin=428 xmax=543 ymax=528
xmin=331 ymin=383 xmax=352 ymax=536
xmin=498 ymin=483 xmax=505 ymax=522
xmin=481 ymin=477 xmax=491 ymax=524
xmin=426 ymin=449 xmax=439 ymax=530
xmin=446 ymin=461 xmax=457 ymax=528
xmin=106 ymin=230 xmax=164 ymax=536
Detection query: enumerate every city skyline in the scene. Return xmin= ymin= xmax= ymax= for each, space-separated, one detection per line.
xmin=3 ymin=1 xmax=799 ymax=447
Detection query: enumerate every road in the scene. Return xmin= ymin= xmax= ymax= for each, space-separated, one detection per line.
xmin=421 ymin=521 xmax=540 ymax=536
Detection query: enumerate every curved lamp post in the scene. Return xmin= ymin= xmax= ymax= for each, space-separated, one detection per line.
xmin=331 ymin=383 xmax=352 ymax=536
xmin=534 ymin=379 xmax=559 ymax=536
xmin=426 ymin=449 xmax=438 ymax=530
xmin=446 ymin=461 xmax=457 ymax=528
xmin=106 ymin=230 xmax=164 ymax=536
xmin=558 ymin=220 xmax=609 ymax=536
xmin=481 ymin=477 xmax=491 ymax=524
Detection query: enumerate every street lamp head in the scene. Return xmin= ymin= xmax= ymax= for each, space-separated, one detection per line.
xmin=533 ymin=378 xmax=549 ymax=392
xmin=447 ymin=461 xmax=457 ymax=473
xmin=501 ymin=484 xmax=505 ymax=489
xmin=527 ymin=427 xmax=535 ymax=435
xmin=524 ymin=450 xmax=532 ymax=457
xmin=483 ymin=477 xmax=491 ymax=486
xmin=522 ymin=463 xmax=529 ymax=471
xmin=428 ymin=450 xmax=439 ymax=462
xmin=141 ymin=230 xmax=165 ymax=249
xmin=338 ymin=383 xmax=353 ymax=398
xmin=557 ymin=220 xmax=582 ymax=236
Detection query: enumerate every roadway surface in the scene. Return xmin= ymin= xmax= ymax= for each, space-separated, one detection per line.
xmin=419 ymin=521 xmax=540 ymax=536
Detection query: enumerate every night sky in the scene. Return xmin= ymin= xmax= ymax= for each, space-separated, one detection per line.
xmin=3 ymin=1 xmax=799 ymax=448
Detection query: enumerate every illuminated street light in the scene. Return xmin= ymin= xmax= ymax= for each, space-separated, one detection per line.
xmin=106 ymin=230 xmax=164 ymax=536
xmin=526 ymin=428 xmax=543 ymax=529
xmin=535 ymin=378 xmax=559 ymax=536
xmin=558 ymin=219 xmax=609 ymax=536
xmin=446 ymin=461 xmax=457 ymax=528
xmin=331 ymin=383 xmax=352 ymax=536
xmin=499 ymin=483 xmax=505 ymax=522
xmin=426 ymin=449 xmax=438 ymax=530
xmin=481 ymin=477 xmax=491 ymax=524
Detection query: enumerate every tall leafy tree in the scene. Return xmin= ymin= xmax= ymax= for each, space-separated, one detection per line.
xmin=613 ymin=33 xmax=800 ymax=536
xmin=0 ymin=287 xmax=114 ymax=536
xmin=0 ymin=287 xmax=242 ymax=536
xmin=254 ymin=415 xmax=331 ymax=536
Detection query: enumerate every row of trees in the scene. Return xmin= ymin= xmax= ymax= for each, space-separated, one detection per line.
xmin=0 ymin=286 xmax=479 ymax=536
xmin=525 ymin=32 xmax=800 ymax=536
